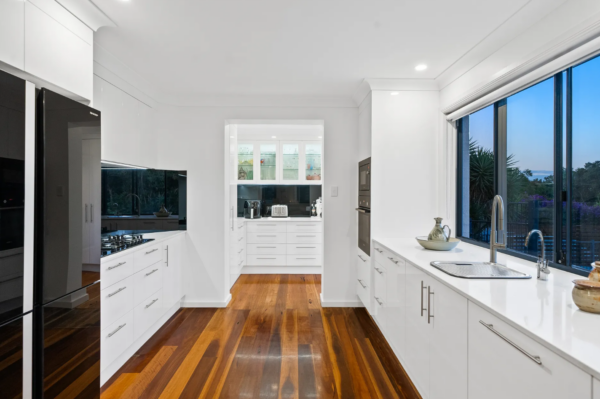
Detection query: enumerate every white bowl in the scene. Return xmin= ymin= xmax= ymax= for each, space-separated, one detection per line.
xmin=416 ymin=236 xmax=460 ymax=251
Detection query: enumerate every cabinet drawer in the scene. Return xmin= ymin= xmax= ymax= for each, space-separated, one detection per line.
xmin=134 ymin=289 xmax=163 ymax=340
xmin=373 ymin=244 xmax=404 ymax=271
xmin=101 ymin=275 xmax=133 ymax=328
xmin=101 ymin=310 xmax=133 ymax=371
xmin=286 ymin=255 xmax=321 ymax=266
xmin=247 ymin=243 xmax=286 ymax=255
xmin=101 ymin=253 xmax=133 ymax=289
xmin=468 ymin=302 xmax=591 ymax=399
xmin=286 ymin=233 xmax=322 ymax=244
xmin=247 ymin=232 xmax=286 ymax=244
xmin=247 ymin=223 xmax=286 ymax=233
xmin=133 ymin=263 xmax=163 ymax=307
xmin=286 ymin=222 xmax=322 ymax=233
xmin=357 ymin=278 xmax=369 ymax=308
xmin=246 ymin=255 xmax=286 ymax=266
xmin=236 ymin=234 xmax=245 ymax=246
xmin=286 ymin=244 xmax=322 ymax=255
xmin=133 ymin=243 xmax=163 ymax=272
xmin=237 ymin=224 xmax=246 ymax=239
xmin=237 ymin=247 xmax=246 ymax=263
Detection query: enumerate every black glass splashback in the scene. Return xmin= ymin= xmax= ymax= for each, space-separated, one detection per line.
xmin=237 ymin=185 xmax=322 ymax=217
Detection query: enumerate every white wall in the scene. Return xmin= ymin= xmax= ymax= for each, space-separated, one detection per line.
xmin=154 ymin=104 xmax=359 ymax=306
xmin=371 ymin=90 xmax=440 ymax=241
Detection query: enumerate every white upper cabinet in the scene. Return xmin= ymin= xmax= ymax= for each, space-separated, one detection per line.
xmin=0 ymin=0 xmax=25 ymax=70
xmin=237 ymin=140 xmax=322 ymax=184
xmin=24 ymin=1 xmax=93 ymax=100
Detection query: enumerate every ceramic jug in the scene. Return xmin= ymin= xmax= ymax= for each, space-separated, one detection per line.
xmin=428 ymin=217 xmax=451 ymax=242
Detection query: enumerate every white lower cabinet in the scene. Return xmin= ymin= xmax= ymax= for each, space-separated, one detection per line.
xmin=594 ymin=378 xmax=600 ymax=399
xmin=468 ymin=302 xmax=591 ymax=399
xmin=163 ymin=234 xmax=184 ymax=309
xmin=101 ymin=311 xmax=133 ymax=369
xmin=372 ymin=262 xmax=387 ymax=331
xmin=134 ymin=289 xmax=163 ymax=340
xmin=101 ymin=275 xmax=134 ymax=328
xmin=384 ymin=253 xmax=406 ymax=361
xmin=356 ymin=248 xmax=370 ymax=312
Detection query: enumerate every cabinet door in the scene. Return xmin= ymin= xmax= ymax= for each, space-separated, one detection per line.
xmin=280 ymin=142 xmax=300 ymax=183
xmin=258 ymin=142 xmax=278 ymax=182
xmin=163 ymin=236 xmax=183 ymax=309
xmin=303 ymin=141 xmax=322 ymax=183
xmin=385 ymin=256 xmax=406 ymax=360
xmin=137 ymin=102 xmax=156 ymax=168
xmin=404 ymin=262 xmax=430 ymax=397
xmin=0 ymin=0 xmax=24 ymax=70
xmin=429 ymin=281 xmax=467 ymax=399
xmin=237 ymin=143 xmax=255 ymax=182
xmin=468 ymin=302 xmax=591 ymax=399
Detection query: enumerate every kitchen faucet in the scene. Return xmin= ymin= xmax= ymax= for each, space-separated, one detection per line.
xmin=525 ymin=229 xmax=550 ymax=280
xmin=127 ymin=193 xmax=142 ymax=217
xmin=490 ymin=195 xmax=506 ymax=263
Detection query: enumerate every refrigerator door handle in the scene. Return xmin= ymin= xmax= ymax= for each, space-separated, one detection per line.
xmin=85 ymin=204 xmax=88 ymax=223
xmin=91 ymin=204 xmax=93 ymax=223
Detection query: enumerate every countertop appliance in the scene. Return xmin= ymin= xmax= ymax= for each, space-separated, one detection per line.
xmin=271 ymin=204 xmax=288 ymax=218
xmin=356 ymin=158 xmax=371 ymax=255
xmin=244 ymin=200 xmax=262 ymax=219
xmin=101 ymin=234 xmax=155 ymax=257
xmin=34 ymin=88 xmax=101 ymax=398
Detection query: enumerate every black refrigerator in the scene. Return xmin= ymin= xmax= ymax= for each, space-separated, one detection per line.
xmin=33 ymin=88 xmax=101 ymax=398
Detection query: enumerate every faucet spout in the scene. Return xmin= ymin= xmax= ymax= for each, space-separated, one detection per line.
xmin=490 ymin=195 xmax=506 ymax=263
xmin=525 ymin=229 xmax=549 ymax=280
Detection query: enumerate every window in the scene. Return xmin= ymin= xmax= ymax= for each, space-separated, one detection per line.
xmin=457 ymin=55 xmax=600 ymax=275
xmin=101 ymin=169 xmax=185 ymax=216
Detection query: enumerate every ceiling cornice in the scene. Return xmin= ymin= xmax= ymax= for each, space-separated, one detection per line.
xmin=55 ymin=0 xmax=116 ymax=31
xmin=352 ymin=78 xmax=439 ymax=106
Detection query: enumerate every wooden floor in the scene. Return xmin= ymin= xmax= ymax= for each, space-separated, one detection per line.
xmin=101 ymin=274 xmax=421 ymax=399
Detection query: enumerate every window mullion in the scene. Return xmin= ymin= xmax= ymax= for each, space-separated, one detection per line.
xmin=494 ymin=100 xmax=508 ymax=242
xmin=553 ymin=73 xmax=564 ymax=264
xmin=566 ymin=68 xmax=573 ymax=267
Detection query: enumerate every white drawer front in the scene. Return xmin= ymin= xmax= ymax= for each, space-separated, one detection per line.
xmin=373 ymin=244 xmax=404 ymax=271
xmin=286 ymin=255 xmax=321 ymax=266
xmin=101 ymin=275 xmax=134 ymax=328
xmin=246 ymin=255 xmax=286 ymax=266
xmin=237 ymin=247 xmax=246 ymax=263
xmin=247 ymin=223 xmax=287 ymax=233
xmin=286 ymin=233 xmax=322 ymax=244
xmin=247 ymin=243 xmax=286 ymax=255
xmin=357 ymin=279 xmax=370 ymax=309
xmin=286 ymin=222 xmax=322 ymax=233
xmin=101 ymin=310 xmax=133 ymax=371
xmin=247 ymin=232 xmax=286 ymax=244
xmin=133 ymin=263 xmax=164 ymax=307
xmin=237 ymin=225 xmax=246 ymax=240
xmin=134 ymin=289 xmax=163 ymax=340
xmin=286 ymin=244 xmax=322 ymax=255
xmin=101 ymin=253 xmax=134 ymax=290
xmin=236 ymin=234 xmax=245 ymax=246
xmin=133 ymin=243 xmax=163 ymax=272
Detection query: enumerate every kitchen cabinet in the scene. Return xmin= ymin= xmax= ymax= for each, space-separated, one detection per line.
xmin=380 ymin=248 xmax=406 ymax=360
xmin=468 ymin=301 xmax=590 ymax=399
xmin=356 ymin=247 xmax=370 ymax=313
xmin=0 ymin=0 xmax=24 ymax=70
xmin=594 ymin=378 xmax=600 ymax=399
xmin=163 ymin=234 xmax=184 ymax=309
xmin=82 ymin=139 xmax=101 ymax=266
xmin=372 ymin=261 xmax=387 ymax=330
xmin=237 ymin=141 xmax=322 ymax=184
xmin=24 ymin=1 xmax=93 ymax=100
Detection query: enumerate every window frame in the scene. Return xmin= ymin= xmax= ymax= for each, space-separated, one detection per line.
xmin=455 ymin=67 xmax=591 ymax=277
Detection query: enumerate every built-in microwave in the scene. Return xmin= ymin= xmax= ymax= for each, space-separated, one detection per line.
xmin=357 ymin=157 xmax=371 ymax=255
xmin=359 ymin=157 xmax=370 ymax=194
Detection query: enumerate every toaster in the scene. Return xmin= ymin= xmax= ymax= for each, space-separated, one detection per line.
xmin=271 ymin=205 xmax=288 ymax=218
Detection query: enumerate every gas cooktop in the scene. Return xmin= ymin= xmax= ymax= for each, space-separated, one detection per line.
xmin=101 ymin=234 xmax=154 ymax=257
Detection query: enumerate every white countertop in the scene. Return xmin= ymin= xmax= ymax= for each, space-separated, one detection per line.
xmin=375 ymin=236 xmax=600 ymax=379
xmin=238 ymin=217 xmax=322 ymax=222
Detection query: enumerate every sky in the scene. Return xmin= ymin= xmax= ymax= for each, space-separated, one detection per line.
xmin=467 ymin=55 xmax=600 ymax=176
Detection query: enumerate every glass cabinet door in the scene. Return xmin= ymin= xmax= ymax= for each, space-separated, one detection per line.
xmin=238 ymin=143 xmax=254 ymax=180
xmin=260 ymin=144 xmax=277 ymax=181
xmin=282 ymin=143 xmax=299 ymax=181
xmin=305 ymin=143 xmax=322 ymax=181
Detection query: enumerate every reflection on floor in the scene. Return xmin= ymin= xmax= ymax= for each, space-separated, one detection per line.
xmin=101 ymin=274 xmax=421 ymax=399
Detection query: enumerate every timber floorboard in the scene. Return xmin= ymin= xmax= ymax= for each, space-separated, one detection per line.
xmin=101 ymin=274 xmax=421 ymax=399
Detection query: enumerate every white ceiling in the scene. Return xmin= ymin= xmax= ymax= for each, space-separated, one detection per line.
xmin=92 ymin=0 xmax=566 ymax=101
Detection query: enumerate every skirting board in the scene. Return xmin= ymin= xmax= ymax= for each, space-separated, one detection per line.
xmin=100 ymin=299 xmax=182 ymax=386
xmin=320 ymin=293 xmax=364 ymax=308
xmin=241 ymin=266 xmax=322 ymax=274
xmin=181 ymin=293 xmax=232 ymax=308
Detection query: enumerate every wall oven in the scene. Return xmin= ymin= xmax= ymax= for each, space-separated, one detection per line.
xmin=357 ymin=158 xmax=371 ymax=255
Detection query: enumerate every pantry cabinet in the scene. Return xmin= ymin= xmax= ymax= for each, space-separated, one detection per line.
xmin=237 ymin=141 xmax=322 ymax=184
xmin=0 ymin=0 xmax=24 ymax=70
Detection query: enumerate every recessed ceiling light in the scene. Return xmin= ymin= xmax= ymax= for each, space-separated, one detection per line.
xmin=415 ymin=64 xmax=428 ymax=71
xmin=271 ymin=136 xmax=276 ymax=138
xmin=390 ymin=92 xmax=399 ymax=96
xmin=318 ymin=136 xmax=322 ymax=139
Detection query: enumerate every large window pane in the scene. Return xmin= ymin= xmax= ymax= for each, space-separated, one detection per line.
xmin=572 ymin=56 xmax=600 ymax=270
xmin=137 ymin=169 xmax=165 ymax=215
xmin=506 ymin=78 xmax=555 ymax=257
xmin=463 ymin=105 xmax=494 ymax=244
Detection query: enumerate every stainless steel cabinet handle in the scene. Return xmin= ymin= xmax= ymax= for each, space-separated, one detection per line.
xmin=238 ymin=237 xmax=243 ymax=241
xmin=258 ymin=224 xmax=277 ymax=226
xmin=107 ymin=323 xmax=126 ymax=338
xmin=238 ymin=224 xmax=244 ymax=229
xmin=297 ymin=235 xmax=315 ymax=237
xmin=230 ymin=207 xmax=234 ymax=231
xmin=355 ymin=208 xmax=367 ymax=214
xmin=297 ymin=224 xmax=316 ymax=226
xmin=375 ymin=248 xmax=383 ymax=253
xmin=374 ymin=296 xmax=383 ymax=306
xmin=479 ymin=321 xmax=542 ymax=365
xmin=145 ymin=248 xmax=158 ymax=255
xmin=357 ymin=279 xmax=367 ymax=288
xmin=257 ymin=235 xmax=276 ymax=237
xmin=257 ymin=257 xmax=276 ymax=260
xmin=257 ymin=246 xmax=276 ymax=248
xmin=298 ymin=246 xmax=316 ymax=249
xmin=145 ymin=298 xmax=159 ymax=309
xmin=357 ymin=255 xmax=366 ymax=262
xmin=388 ymin=257 xmax=399 ymax=264
xmin=108 ymin=287 xmax=126 ymax=298
xmin=374 ymin=267 xmax=383 ymax=274
xmin=107 ymin=261 xmax=126 ymax=270
xmin=145 ymin=268 xmax=159 ymax=277
xmin=421 ymin=281 xmax=427 ymax=316
xmin=165 ymin=245 xmax=169 ymax=266
xmin=239 ymin=260 xmax=244 ymax=266
xmin=85 ymin=204 xmax=88 ymax=223
xmin=296 ymin=257 xmax=316 ymax=260
xmin=428 ymin=286 xmax=434 ymax=324
xmin=238 ymin=249 xmax=244 ymax=253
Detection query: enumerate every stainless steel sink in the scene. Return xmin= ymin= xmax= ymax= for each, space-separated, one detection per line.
xmin=430 ymin=261 xmax=531 ymax=279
